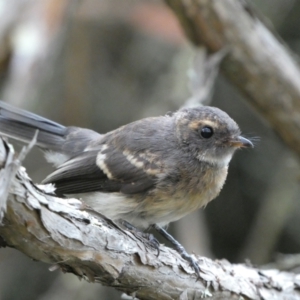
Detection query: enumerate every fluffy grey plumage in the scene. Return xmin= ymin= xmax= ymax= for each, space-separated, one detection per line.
xmin=0 ymin=101 xmax=253 ymax=228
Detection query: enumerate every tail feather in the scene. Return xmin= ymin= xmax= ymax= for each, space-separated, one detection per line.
xmin=0 ymin=101 xmax=67 ymax=151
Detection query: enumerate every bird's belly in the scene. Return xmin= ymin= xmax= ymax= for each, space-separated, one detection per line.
xmin=71 ymin=166 xmax=228 ymax=229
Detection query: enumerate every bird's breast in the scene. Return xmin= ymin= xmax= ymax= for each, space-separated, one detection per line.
xmin=172 ymin=164 xmax=228 ymax=212
xmin=134 ymin=164 xmax=229 ymax=227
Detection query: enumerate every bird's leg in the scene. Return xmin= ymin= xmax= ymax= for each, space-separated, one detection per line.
xmin=120 ymin=220 xmax=160 ymax=255
xmin=153 ymin=224 xmax=201 ymax=278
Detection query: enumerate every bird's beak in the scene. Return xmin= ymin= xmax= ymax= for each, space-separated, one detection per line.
xmin=230 ymin=136 xmax=254 ymax=148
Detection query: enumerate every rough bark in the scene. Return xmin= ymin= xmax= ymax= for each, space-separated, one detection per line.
xmin=0 ymin=140 xmax=300 ymax=299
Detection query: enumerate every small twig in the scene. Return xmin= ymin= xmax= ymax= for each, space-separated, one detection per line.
xmin=17 ymin=130 xmax=38 ymax=162
xmin=0 ymin=131 xmax=38 ymax=221
xmin=183 ymin=47 xmax=228 ymax=108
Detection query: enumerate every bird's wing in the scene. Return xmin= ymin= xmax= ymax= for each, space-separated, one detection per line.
xmin=42 ymin=115 xmax=174 ymax=196
xmin=42 ymin=140 xmax=164 ymax=196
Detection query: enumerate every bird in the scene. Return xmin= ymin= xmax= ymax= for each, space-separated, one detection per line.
xmin=0 ymin=101 xmax=253 ymax=276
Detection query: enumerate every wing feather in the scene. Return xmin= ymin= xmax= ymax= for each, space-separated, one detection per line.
xmin=43 ymin=149 xmax=158 ymax=195
xmin=43 ymin=116 xmax=173 ymax=196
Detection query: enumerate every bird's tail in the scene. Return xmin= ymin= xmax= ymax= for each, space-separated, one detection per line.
xmin=0 ymin=101 xmax=67 ymax=152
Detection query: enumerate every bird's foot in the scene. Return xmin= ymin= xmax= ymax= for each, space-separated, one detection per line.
xmin=153 ymin=224 xmax=201 ymax=278
xmin=120 ymin=220 xmax=160 ymax=256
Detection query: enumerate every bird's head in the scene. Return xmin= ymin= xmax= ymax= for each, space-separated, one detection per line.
xmin=174 ymin=106 xmax=253 ymax=167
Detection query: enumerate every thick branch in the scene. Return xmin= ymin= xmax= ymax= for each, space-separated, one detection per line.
xmin=0 ymin=142 xmax=300 ymax=299
xmin=165 ymin=0 xmax=300 ymax=158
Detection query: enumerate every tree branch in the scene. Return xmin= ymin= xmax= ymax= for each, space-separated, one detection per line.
xmin=165 ymin=0 xmax=300 ymax=158
xmin=0 ymin=141 xmax=299 ymax=299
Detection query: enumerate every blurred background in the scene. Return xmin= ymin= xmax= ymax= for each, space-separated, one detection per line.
xmin=0 ymin=0 xmax=300 ymax=299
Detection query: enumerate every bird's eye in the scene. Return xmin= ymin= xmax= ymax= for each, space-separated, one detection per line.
xmin=200 ymin=126 xmax=214 ymax=138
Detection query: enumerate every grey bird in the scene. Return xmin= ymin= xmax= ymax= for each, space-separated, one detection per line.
xmin=0 ymin=101 xmax=253 ymax=276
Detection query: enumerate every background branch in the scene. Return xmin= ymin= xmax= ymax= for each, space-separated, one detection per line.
xmin=165 ymin=0 xmax=300 ymax=158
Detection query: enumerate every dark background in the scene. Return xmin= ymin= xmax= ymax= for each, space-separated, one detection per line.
xmin=0 ymin=0 xmax=299 ymax=299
